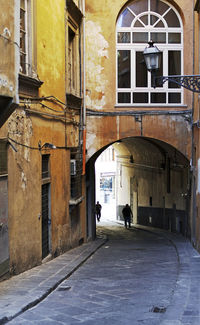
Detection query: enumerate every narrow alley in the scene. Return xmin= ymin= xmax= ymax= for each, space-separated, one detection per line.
xmin=2 ymin=221 xmax=200 ymax=325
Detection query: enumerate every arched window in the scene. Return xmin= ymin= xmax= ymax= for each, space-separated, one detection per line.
xmin=116 ymin=0 xmax=183 ymax=105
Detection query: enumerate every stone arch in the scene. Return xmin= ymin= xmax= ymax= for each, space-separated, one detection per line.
xmin=86 ymin=135 xmax=191 ymax=239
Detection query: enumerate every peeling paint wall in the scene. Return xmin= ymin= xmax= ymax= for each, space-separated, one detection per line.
xmin=85 ymin=21 xmax=109 ymax=110
xmin=86 ymin=114 xmax=192 ymax=162
xmin=85 ymin=0 xmax=193 ymax=240
xmin=0 ymin=0 xmax=86 ymax=276
xmin=85 ymin=0 xmax=193 ymax=160
xmin=0 ymin=0 xmax=17 ymax=100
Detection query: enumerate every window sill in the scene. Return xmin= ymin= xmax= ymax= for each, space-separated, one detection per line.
xmin=114 ymin=104 xmax=188 ymax=109
xmin=19 ymin=73 xmax=43 ymax=97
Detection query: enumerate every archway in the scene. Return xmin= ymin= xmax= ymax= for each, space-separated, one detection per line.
xmin=86 ymin=137 xmax=191 ymax=240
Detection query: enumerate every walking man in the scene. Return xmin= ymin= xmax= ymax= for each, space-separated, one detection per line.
xmin=95 ymin=201 xmax=102 ymax=222
xmin=122 ymin=204 xmax=133 ymax=228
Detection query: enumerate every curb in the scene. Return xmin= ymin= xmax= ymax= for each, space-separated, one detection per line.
xmin=0 ymin=237 xmax=107 ymax=325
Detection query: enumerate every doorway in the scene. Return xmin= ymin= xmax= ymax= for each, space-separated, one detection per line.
xmin=41 ymin=154 xmax=51 ymax=259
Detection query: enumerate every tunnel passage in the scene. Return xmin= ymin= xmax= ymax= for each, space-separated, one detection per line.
xmin=86 ymin=137 xmax=191 ymax=240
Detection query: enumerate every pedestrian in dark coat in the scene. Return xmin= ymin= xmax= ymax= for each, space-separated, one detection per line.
xmin=122 ymin=204 xmax=133 ymax=228
xmin=95 ymin=201 xmax=102 ymax=222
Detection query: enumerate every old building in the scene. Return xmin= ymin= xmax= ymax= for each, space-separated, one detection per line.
xmin=0 ymin=0 xmax=19 ymax=278
xmin=85 ymin=0 xmax=194 ymax=241
xmin=194 ymin=0 xmax=200 ymax=251
xmin=2 ymin=0 xmax=200 ymax=280
xmin=0 ymin=0 xmax=86 ymax=279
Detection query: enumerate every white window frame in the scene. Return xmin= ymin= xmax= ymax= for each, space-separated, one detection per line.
xmin=67 ymin=15 xmax=80 ymax=97
xmin=20 ymin=0 xmax=32 ymax=76
xmin=116 ymin=0 xmax=183 ymax=107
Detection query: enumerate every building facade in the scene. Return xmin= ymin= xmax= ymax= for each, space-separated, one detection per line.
xmin=0 ymin=0 xmax=86 ymax=279
xmin=2 ymin=0 xmax=200 ymax=279
xmin=0 ymin=0 xmax=19 ymax=279
xmin=85 ymin=0 xmax=194 ymax=241
xmin=194 ymin=0 xmax=200 ymax=250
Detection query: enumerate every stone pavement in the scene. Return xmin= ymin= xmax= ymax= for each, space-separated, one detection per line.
xmin=0 ymin=238 xmax=107 ymax=325
xmin=135 ymin=224 xmax=200 ymax=325
xmin=1 ymin=221 xmax=200 ymax=325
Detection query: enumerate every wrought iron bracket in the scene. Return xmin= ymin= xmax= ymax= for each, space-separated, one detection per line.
xmin=154 ymin=75 xmax=200 ymax=93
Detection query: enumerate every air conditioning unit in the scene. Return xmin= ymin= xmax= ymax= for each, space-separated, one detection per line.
xmin=70 ymin=159 xmax=76 ymax=176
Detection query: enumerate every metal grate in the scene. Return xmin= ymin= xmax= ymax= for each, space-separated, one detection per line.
xmin=151 ymin=306 xmax=166 ymax=313
xmin=42 ymin=154 xmax=50 ymax=179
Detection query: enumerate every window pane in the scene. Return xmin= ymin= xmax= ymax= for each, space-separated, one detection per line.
xmin=150 ymin=0 xmax=169 ymax=15
xmin=68 ymin=28 xmax=76 ymax=91
xmin=151 ymin=53 xmax=163 ymax=88
xmin=151 ymin=93 xmax=166 ymax=103
xmin=150 ymin=32 xmax=166 ymax=43
xmin=150 ymin=15 xmax=158 ymax=26
xmin=168 ymin=93 xmax=181 ymax=103
xmin=136 ymin=52 xmax=147 ymax=87
xmin=168 ymin=51 xmax=181 ymax=88
xmin=140 ymin=15 xmax=148 ymax=25
xmin=20 ymin=31 xmax=26 ymax=52
xmin=168 ymin=33 xmax=181 ymax=44
xmin=129 ymin=0 xmax=148 ymax=15
xmin=118 ymin=50 xmax=131 ymax=88
xmin=132 ymin=32 xmax=148 ymax=43
xmin=165 ymin=9 xmax=180 ymax=27
xmin=154 ymin=20 xmax=164 ymax=28
xmin=118 ymin=92 xmax=131 ymax=103
xmin=134 ymin=20 xmax=144 ymax=27
xmin=20 ymin=9 xmax=25 ymax=30
xmin=42 ymin=155 xmax=50 ymax=179
xmin=117 ymin=32 xmax=130 ymax=43
xmin=133 ymin=92 xmax=148 ymax=103
xmin=117 ymin=8 xmax=134 ymax=27
xmin=20 ymin=53 xmax=26 ymax=74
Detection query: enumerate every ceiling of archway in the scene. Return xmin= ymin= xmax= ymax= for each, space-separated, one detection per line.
xmin=112 ymin=137 xmax=189 ymax=168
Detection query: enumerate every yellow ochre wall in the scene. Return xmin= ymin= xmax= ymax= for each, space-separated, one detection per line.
xmin=5 ymin=0 xmax=85 ymax=275
xmin=85 ymin=0 xmax=193 ymax=161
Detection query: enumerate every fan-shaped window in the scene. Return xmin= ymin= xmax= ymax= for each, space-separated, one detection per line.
xmin=116 ymin=0 xmax=183 ymax=105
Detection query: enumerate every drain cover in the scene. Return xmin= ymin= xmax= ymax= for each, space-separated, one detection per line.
xmin=151 ymin=306 xmax=166 ymax=313
xmin=57 ymin=286 xmax=71 ymax=291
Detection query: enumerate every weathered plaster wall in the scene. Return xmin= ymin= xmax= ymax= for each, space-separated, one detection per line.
xmin=85 ymin=0 xmax=194 ymax=110
xmin=86 ymin=114 xmax=191 ymax=162
xmin=6 ymin=108 xmax=72 ymax=273
xmin=85 ymin=0 xmax=193 ymax=241
xmin=7 ymin=109 xmax=41 ymax=273
xmin=36 ymin=0 xmax=66 ymax=101
xmin=0 ymin=0 xmax=17 ymax=99
xmin=0 ymin=0 xmax=85 ymax=275
xmin=85 ymin=0 xmax=193 ymax=163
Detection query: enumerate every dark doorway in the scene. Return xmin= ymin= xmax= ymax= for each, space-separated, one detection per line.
xmin=41 ymin=154 xmax=51 ymax=259
xmin=42 ymin=183 xmax=50 ymax=259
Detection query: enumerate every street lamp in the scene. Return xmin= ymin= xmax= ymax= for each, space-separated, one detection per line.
xmin=143 ymin=41 xmax=200 ymax=93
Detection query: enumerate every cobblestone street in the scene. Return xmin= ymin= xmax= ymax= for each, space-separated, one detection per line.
xmin=6 ymin=221 xmax=197 ymax=325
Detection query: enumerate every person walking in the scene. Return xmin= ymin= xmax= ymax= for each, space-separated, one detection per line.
xmin=122 ymin=204 xmax=133 ymax=228
xmin=95 ymin=201 xmax=102 ymax=222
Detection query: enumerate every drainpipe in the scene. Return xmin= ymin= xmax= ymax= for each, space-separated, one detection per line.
xmin=191 ymin=0 xmax=196 ymax=245
xmin=82 ymin=0 xmax=86 ymax=175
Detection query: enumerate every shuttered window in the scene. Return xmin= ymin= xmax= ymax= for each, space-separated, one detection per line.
xmin=0 ymin=141 xmax=7 ymax=176
xmin=42 ymin=155 xmax=50 ymax=179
